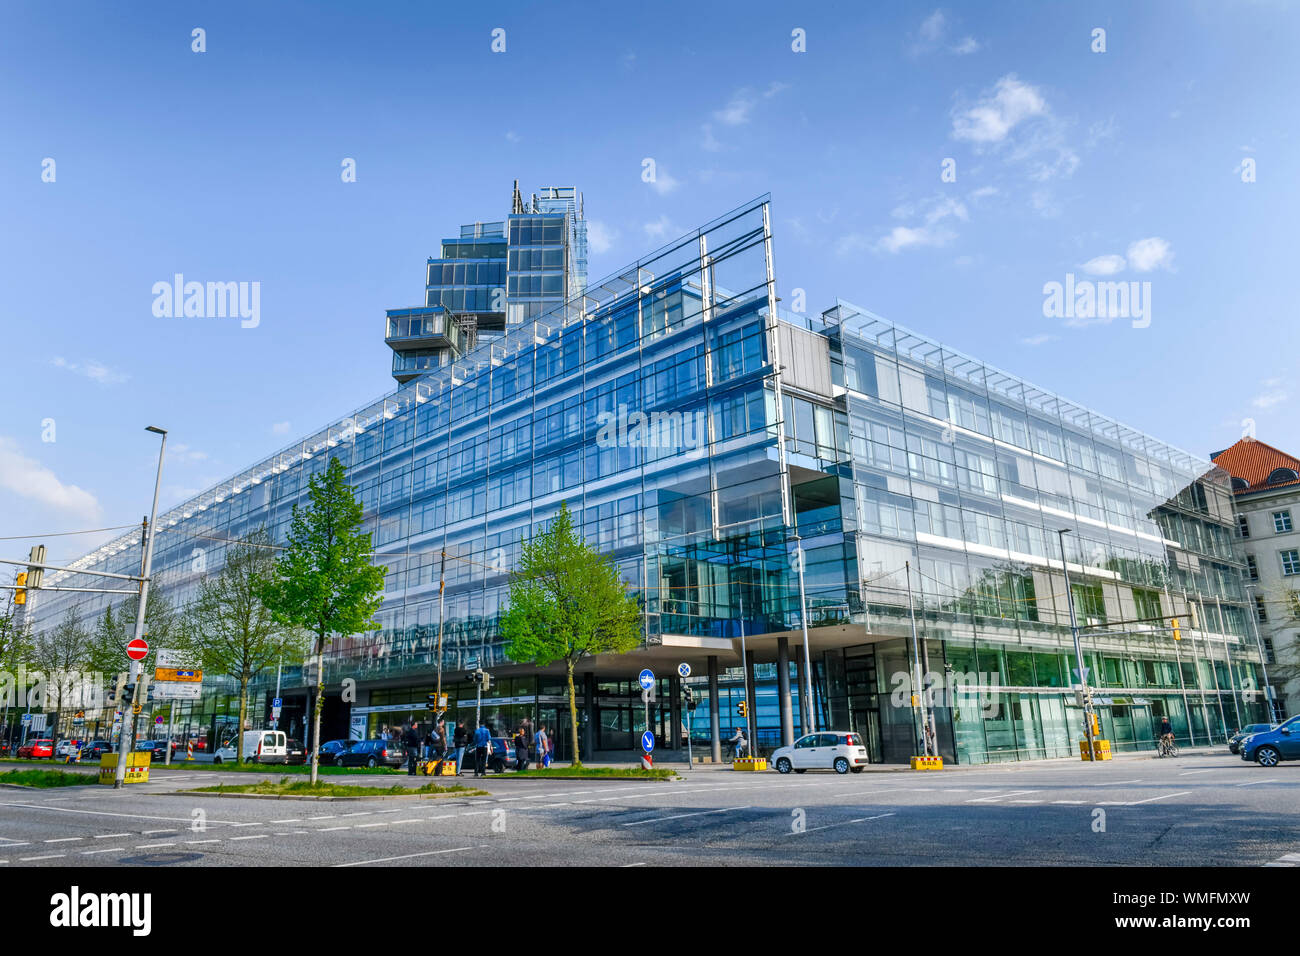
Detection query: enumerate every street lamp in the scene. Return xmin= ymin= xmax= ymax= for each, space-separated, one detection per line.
xmin=114 ymin=426 xmax=167 ymax=789
xmin=1056 ymin=529 xmax=1097 ymax=762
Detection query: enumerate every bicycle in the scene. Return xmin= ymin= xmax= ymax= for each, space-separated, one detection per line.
xmin=1156 ymin=735 xmax=1178 ymax=758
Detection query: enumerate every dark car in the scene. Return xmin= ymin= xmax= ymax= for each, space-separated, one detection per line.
xmin=464 ymin=737 xmax=511 ymax=774
xmin=1228 ymin=723 xmax=1274 ymax=754
xmin=285 ymin=738 xmax=307 ymax=765
xmin=317 ymin=739 xmax=353 ymax=764
xmin=79 ymin=740 xmax=114 ymax=760
xmin=134 ymin=740 xmax=176 ymax=760
xmin=334 ymin=739 xmax=404 ymax=769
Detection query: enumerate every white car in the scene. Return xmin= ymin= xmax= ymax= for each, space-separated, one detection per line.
xmin=771 ymin=732 xmax=870 ymax=774
xmin=54 ymin=739 xmax=81 ymax=759
xmin=213 ymin=730 xmax=288 ymax=764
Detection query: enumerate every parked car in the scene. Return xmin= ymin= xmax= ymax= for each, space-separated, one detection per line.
xmin=18 ymin=738 xmax=54 ymax=759
xmin=79 ymin=740 xmax=114 ymax=760
xmin=54 ymin=739 xmax=82 ymax=759
xmin=1229 ymin=723 xmax=1275 ymax=754
xmin=134 ymin=739 xmax=176 ymax=760
xmin=770 ymin=732 xmax=871 ymax=775
xmin=317 ymin=739 xmax=353 ymax=764
xmin=464 ymin=737 xmax=511 ymax=774
xmin=285 ymin=738 xmax=307 ymax=765
xmin=1240 ymin=716 xmax=1300 ymax=767
xmin=334 ymin=739 xmax=404 ymax=769
xmin=213 ymin=730 xmax=289 ymax=764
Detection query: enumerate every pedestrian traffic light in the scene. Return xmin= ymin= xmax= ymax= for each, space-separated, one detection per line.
xmin=12 ymin=571 xmax=26 ymax=605
xmin=736 ymin=700 xmax=747 ymax=718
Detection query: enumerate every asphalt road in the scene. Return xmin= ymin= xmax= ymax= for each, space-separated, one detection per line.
xmin=2 ymin=751 xmax=1298 ymax=867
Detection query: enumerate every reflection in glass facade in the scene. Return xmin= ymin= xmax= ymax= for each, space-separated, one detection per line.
xmin=26 ymin=192 xmax=1265 ymax=764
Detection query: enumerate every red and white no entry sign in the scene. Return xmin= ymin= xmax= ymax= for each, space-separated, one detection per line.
xmin=126 ymin=638 xmax=149 ymax=661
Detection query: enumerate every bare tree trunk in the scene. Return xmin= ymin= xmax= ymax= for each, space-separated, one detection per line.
xmin=237 ymin=675 xmax=248 ymax=766
xmin=310 ymin=637 xmax=325 ymax=785
xmin=566 ymin=659 xmax=580 ymax=768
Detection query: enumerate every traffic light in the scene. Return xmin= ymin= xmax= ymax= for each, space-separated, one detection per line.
xmin=427 ymin=693 xmax=438 ymax=711
xmin=1170 ymin=617 xmax=1181 ymax=641
xmin=27 ymin=545 xmax=45 ymax=589
xmin=13 ymin=572 xmax=26 ymax=605
xmin=736 ymin=700 xmax=748 ymax=718
xmin=683 ymin=685 xmax=696 ymax=711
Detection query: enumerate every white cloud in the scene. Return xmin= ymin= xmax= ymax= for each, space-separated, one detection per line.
xmin=1080 ymin=254 xmax=1126 ymax=276
xmin=1252 ymin=379 xmax=1287 ymax=409
xmin=874 ymin=224 xmax=958 ymax=254
xmin=170 ymin=443 xmax=209 ymax=464
xmin=920 ymin=10 xmax=947 ymax=43
xmin=505 ymin=130 xmax=520 ymax=144
xmin=1021 ymin=334 xmax=1057 ymax=346
xmin=1126 ymin=237 xmax=1175 ymax=272
xmin=951 ymin=36 xmax=980 ymax=55
xmin=0 ymin=436 xmax=101 ymax=520
xmin=271 ymin=421 xmax=291 ymax=436
xmin=712 ymin=82 xmax=787 ymax=127
xmin=643 ymin=216 xmax=682 ymax=243
xmin=953 ymin=75 xmax=1048 ymax=144
xmin=648 ymin=167 xmax=680 ymax=195
xmin=701 ymin=123 xmax=722 ymax=152
xmin=586 ymin=220 xmax=617 ymax=255
xmin=51 ymin=356 xmax=129 ymax=386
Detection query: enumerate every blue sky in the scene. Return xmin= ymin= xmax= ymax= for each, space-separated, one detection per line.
xmin=2 ymin=0 xmax=1297 ymax=565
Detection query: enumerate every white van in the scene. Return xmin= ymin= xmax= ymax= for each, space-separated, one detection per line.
xmin=213 ymin=730 xmax=288 ymax=764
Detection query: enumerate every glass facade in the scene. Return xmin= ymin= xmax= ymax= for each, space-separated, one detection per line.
xmin=23 ymin=193 xmax=1264 ymax=764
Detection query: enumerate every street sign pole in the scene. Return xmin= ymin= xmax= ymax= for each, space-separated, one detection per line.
xmin=116 ymin=427 xmax=166 ymax=789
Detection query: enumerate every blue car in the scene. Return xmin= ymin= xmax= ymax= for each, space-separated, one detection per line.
xmin=1240 ymin=716 xmax=1300 ymax=767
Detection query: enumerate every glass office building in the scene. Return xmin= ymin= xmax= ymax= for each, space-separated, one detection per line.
xmin=24 ymin=191 xmax=1266 ymax=764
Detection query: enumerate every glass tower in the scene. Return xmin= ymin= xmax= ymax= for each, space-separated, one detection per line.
xmin=23 ymin=192 xmax=1264 ymax=764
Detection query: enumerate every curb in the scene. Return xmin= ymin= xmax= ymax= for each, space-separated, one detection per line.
xmin=174 ymin=789 xmax=488 ymax=801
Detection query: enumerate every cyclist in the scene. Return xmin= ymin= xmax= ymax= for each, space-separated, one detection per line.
xmin=1157 ymin=716 xmax=1175 ymax=754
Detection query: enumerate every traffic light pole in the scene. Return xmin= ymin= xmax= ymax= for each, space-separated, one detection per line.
xmin=1057 ymin=529 xmax=1096 ymax=763
xmin=115 ymin=427 xmax=167 ymax=790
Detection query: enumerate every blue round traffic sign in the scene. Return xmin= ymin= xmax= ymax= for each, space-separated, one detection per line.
xmin=641 ymin=730 xmax=655 ymax=753
xmin=677 ymin=662 xmax=691 ymax=678
xmin=638 ymin=669 xmax=655 ymax=690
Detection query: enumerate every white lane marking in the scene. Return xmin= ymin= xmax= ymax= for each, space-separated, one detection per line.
xmin=967 ymin=790 xmax=1040 ymax=803
xmin=1100 ymin=791 xmax=1192 ymax=806
xmin=1238 ymin=779 xmax=1277 ymax=787
xmin=229 ymin=834 xmax=268 ymax=841
xmin=796 ymin=812 xmax=896 ymax=835
xmin=1009 ymin=799 xmax=1044 ymax=804
xmin=1094 ymin=778 xmax=1142 ymax=785
xmin=20 ymin=853 xmax=65 ymax=861
xmin=622 ymin=862 xmax=647 ymax=867
xmin=0 ymin=802 xmax=238 ymax=825
xmin=94 ymin=833 xmax=129 ymax=839
xmin=143 ymin=828 xmax=179 ymax=835
xmin=622 ymin=806 xmax=750 ymax=827
xmin=318 ymin=826 xmax=351 ymax=832
xmin=135 ymin=843 xmax=176 ymax=849
xmin=307 ymin=815 xmax=336 ymax=820
xmin=44 ymin=837 xmax=81 ymax=843
xmin=334 ymin=845 xmax=480 ymax=867
xmin=356 ymin=822 xmax=390 ymax=828
xmin=0 ymin=842 xmax=30 ymax=847
xmin=81 ymin=847 xmax=125 ymax=855
xmin=1179 ymin=769 xmax=1225 ymax=776
xmin=184 ymin=839 xmax=221 ymax=845
xmin=269 ymin=819 xmax=300 ymax=824
xmin=1052 ymin=800 xmax=1087 ymax=804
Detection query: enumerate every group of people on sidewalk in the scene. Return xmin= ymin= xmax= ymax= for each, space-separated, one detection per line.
xmin=395 ymin=717 xmax=553 ymax=776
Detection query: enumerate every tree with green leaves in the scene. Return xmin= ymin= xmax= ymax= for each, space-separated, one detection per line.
xmin=259 ymin=457 xmax=386 ymax=783
xmin=500 ymin=502 xmax=642 ymax=767
xmin=188 ymin=529 xmax=309 ymax=764
xmin=30 ymin=608 xmax=92 ymax=740
xmin=1 ymin=599 xmax=34 ymax=746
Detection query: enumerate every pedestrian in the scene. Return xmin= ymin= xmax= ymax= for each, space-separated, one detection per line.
xmin=403 ymin=721 xmax=422 ymax=775
xmin=513 ymin=727 xmax=529 ymax=771
xmin=535 ymin=724 xmax=550 ymax=769
xmin=422 ymin=728 xmax=434 ymax=761
xmin=472 ymin=721 xmax=491 ymax=777
xmin=453 ymin=720 xmax=468 ymax=775
xmin=727 ymin=726 xmax=747 ymax=759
